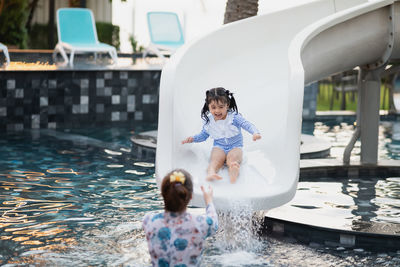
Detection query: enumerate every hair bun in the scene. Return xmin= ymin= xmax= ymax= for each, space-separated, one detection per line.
xmin=175 ymin=184 xmax=187 ymax=199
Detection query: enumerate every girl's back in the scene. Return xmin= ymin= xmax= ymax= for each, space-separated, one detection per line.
xmin=143 ymin=204 xmax=217 ymax=266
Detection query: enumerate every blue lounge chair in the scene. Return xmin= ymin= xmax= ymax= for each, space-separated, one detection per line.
xmin=53 ymin=8 xmax=118 ymax=67
xmin=143 ymin=12 xmax=184 ymax=61
xmin=0 ymin=43 xmax=10 ymax=66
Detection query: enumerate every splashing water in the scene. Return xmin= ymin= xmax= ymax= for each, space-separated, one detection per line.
xmin=202 ymin=203 xmax=271 ymax=266
xmin=216 ymin=205 xmax=264 ymax=252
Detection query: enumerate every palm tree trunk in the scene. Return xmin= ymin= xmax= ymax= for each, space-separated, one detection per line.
xmin=224 ymin=0 xmax=259 ymax=24
xmin=26 ymin=0 xmax=40 ymax=34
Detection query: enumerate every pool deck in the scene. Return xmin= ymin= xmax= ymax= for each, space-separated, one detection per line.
xmin=264 ymin=158 xmax=400 ymax=252
xmin=300 ymin=158 xmax=400 ymax=169
xmin=3 ymin=57 xmax=163 ymax=71
xmin=3 ymin=49 xmax=164 ymax=71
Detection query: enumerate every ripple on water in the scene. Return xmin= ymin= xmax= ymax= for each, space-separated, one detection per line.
xmin=273 ymin=176 xmax=400 ymax=235
xmin=2 ymin=124 xmax=400 ymax=266
xmin=133 ymin=162 xmax=155 ymax=168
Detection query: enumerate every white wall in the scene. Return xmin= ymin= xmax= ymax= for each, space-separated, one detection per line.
xmin=113 ymin=0 xmax=321 ymax=53
xmin=112 ymin=0 xmax=227 ymax=53
xmin=112 ymin=0 xmax=137 ymax=53
xmin=32 ymin=0 xmax=112 ymax=25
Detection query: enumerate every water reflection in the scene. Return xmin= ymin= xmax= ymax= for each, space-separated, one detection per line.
xmin=0 ymin=128 xmax=159 ymax=265
xmin=340 ymin=178 xmax=380 ymax=231
xmin=0 ymin=169 xmax=80 ymax=258
xmin=305 ymin=119 xmax=400 ymax=161
xmin=1 ymin=123 xmax=400 ymax=265
xmin=384 ymin=121 xmax=400 ymax=159
xmin=269 ymin=177 xmax=400 ymax=235
xmin=374 ymin=177 xmax=400 ymax=225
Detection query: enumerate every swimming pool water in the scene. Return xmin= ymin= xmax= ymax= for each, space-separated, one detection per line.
xmin=271 ymin=176 xmax=400 ymax=235
xmin=0 ymin=127 xmax=160 ymax=265
xmin=303 ymin=119 xmax=400 ymax=161
xmin=0 ymin=121 xmax=399 ymax=266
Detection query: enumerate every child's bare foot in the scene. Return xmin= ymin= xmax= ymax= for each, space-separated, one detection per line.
xmin=229 ymin=162 xmax=240 ymax=183
xmin=206 ymin=173 xmax=223 ymax=181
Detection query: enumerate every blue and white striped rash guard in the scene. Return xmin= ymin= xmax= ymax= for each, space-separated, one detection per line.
xmin=192 ymin=111 xmax=259 ymax=153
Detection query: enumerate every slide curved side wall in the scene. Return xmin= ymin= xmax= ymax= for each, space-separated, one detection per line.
xmin=296 ymin=0 xmax=400 ymax=84
xmin=156 ymin=0 xmax=398 ymax=210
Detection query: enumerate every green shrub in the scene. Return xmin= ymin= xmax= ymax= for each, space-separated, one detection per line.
xmin=28 ymin=23 xmax=57 ymax=49
xmin=317 ymin=82 xmax=390 ymax=111
xmin=96 ymin=22 xmax=120 ymax=50
xmin=129 ymin=34 xmax=144 ymax=53
xmin=0 ymin=0 xmax=29 ymax=48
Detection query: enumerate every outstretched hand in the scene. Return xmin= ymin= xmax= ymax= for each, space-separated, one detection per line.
xmin=253 ymin=133 xmax=261 ymax=141
xmin=201 ymin=185 xmax=213 ymax=206
xmin=182 ymin=136 xmax=194 ymax=144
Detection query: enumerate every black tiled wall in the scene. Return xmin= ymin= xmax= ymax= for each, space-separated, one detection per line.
xmin=0 ymin=70 xmax=160 ymax=131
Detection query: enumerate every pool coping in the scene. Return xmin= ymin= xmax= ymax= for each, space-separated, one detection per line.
xmin=262 ymin=216 xmax=400 ymax=252
xmin=3 ymin=49 xmax=163 ymax=71
xmin=263 ymin=159 xmax=400 ymax=252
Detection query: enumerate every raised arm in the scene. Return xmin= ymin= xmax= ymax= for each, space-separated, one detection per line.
xmin=198 ymin=185 xmax=218 ymax=237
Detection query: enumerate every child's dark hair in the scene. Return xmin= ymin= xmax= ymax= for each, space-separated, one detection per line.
xmin=201 ymin=87 xmax=238 ymax=123
xmin=161 ymin=169 xmax=193 ymax=212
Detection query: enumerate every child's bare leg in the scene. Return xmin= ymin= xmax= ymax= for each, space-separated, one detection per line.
xmin=207 ymin=147 xmax=225 ymax=181
xmin=226 ymin=148 xmax=242 ymax=183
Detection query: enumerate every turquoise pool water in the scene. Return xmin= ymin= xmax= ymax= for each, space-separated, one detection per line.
xmin=0 ymin=121 xmax=399 ymax=266
xmin=0 ymin=127 xmax=159 ymax=265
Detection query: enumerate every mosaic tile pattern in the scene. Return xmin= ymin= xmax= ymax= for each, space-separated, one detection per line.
xmin=0 ymin=70 xmax=160 ymax=131
xmin=0 ymin=69 xmax=316 ymax=132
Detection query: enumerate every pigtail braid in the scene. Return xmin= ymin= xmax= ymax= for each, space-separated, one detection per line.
xmin=225 ymin=89 xmax=238 ymax=113
xmin=201 ymin=90 xmax=210 ymax=123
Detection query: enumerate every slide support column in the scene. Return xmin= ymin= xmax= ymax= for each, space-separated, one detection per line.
xmin=359 ymin=66 xmax=386 ymax=165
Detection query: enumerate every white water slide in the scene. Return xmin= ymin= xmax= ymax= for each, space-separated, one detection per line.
xmin=156 ymin=0 xmax=400 ymax=210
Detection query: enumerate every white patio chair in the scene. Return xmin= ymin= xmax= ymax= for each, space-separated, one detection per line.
xmin=143 ymin=12 xmax=184 ymax=62
xmin=0 ymin=43 xmax=10 ymax=66
xmin=53 ymin=8 xmax=118 ymax=67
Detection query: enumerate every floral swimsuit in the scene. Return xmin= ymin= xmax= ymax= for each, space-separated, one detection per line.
xmin=142 ymin=203 xmax=218 ymax=267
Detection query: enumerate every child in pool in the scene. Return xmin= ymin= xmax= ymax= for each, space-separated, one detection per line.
xmin=142 ymin=169 xmax=218 ymax=267
xmin=182 ymin=87 xmax=261 ymax=183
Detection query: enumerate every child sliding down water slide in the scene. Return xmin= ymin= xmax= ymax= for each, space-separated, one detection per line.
xmin=182 ymin=87 xmax=261 ymax=184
